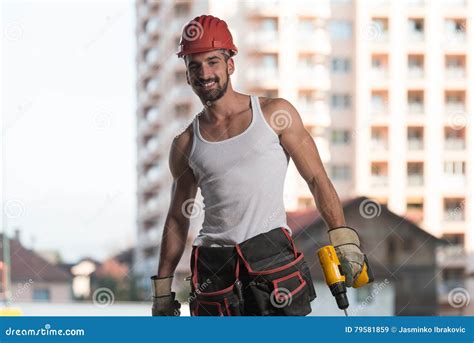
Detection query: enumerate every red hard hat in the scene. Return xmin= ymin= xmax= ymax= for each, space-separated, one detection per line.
xmin=177 ymin=15 xmax=238 ymax=58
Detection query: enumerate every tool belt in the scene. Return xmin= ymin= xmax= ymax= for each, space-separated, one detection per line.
xmin=189 ymin=227 xmax=316 ymax=316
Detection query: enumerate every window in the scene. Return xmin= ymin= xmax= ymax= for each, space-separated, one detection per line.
xmin=261 ymin=18 xmax=278 ymax=31
xmin=175 ymin=103 xmax=191 ymax=117
xmin=299 ymin=18 xmax=316 ymax=32
xmin=174 ymin=2 xmax=191 ymax=16
xmin=261 ymin=54 xmax=278 ymax=69
xmin=329 ymin=20 xmax=352 ymax=40
xmin=331 ymin=130 xmax=351 ymax=145
xmin=33 ymin=288 xmax=50 ymax=301
xmin=372 ymin=17 xmax=389 ymax=34
xmin=408 ymin=18 xmax=424 ymax=34
xmin=331 ymin=165 xmax=351 ymax=181
xmin=444 ymin=161 xmax=466 ymax=175
xmin=331 ymin=94 xmax=351 ymax=109
xmin=445 ymin=19 xmax=466 ymax=35
xmin=442 ymin=233 xmax=465 ymax=246
xmin=175 ymin=71 xmax=186 ymax=83
xmin=331 ymin=58 xmax=351 ymax=73
xmin=444 ymin=198 xmax=465 ymax=221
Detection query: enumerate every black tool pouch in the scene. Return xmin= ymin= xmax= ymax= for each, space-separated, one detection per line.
xmin=236 ymin=227 xmax=316 ymax=316
xmin=189 ymin=246 xmax=244 ymax=316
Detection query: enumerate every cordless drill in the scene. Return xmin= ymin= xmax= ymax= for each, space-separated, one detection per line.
xmin=318 ymin=245 xmax=374 ymax=316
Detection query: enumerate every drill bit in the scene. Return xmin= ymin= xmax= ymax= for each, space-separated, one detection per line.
xmin=344 ymin=309 xmax=348 ymax=316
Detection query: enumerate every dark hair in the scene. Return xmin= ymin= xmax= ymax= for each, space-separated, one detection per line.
xmin=184 ymin=49 xmax=231 ymax=64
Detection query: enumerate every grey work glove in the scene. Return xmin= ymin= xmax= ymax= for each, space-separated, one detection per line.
xmin=152 ymin=292 xmax=181 ymax=316
xmin=151 ymin=275 xmax=181 ymax=316
xmin=328 ymin=226 xmax=365 ymax=287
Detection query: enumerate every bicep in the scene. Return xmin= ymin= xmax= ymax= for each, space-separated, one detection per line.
xmin=279 ymin=102 xmax=329 ymax=186
xmin=167 ymin=137 xmax=198 ymax=222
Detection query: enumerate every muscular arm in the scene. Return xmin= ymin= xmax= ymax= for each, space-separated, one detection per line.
xmin=157 ymin=130 xmax=198 ymax=277
xmin=274 ymin=98 xmax=346 ymax=229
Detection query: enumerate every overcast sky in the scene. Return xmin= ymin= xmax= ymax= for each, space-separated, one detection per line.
xmin=2 ymin=0 xmax=137 ymax=263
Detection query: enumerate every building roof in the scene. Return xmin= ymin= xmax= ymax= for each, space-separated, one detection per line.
xmin=0 ymin=234 xmax=71 ymax=283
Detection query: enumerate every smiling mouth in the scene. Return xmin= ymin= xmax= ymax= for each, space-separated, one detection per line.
xmin=199 ymin=80 xmax=218 ymax=90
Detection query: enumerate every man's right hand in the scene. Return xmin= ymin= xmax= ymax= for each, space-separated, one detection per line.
xmin=152 ymin=292 xmax=181 ymax=316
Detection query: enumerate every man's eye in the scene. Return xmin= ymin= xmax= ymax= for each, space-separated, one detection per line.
xmin=209 ymin=61 xmax=217 ymax=65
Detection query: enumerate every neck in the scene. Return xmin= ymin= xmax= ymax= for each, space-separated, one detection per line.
xmin=200 ymin=87 xmax=247 ymax=122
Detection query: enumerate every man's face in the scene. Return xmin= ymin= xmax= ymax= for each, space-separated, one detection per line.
xmin=185 ymin=50 xmax=234 ymax=102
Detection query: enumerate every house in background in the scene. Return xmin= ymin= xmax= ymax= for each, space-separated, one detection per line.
xmin=0 ymin=234 xmax=72 ymax=303
xmin=66 ymin=258 xmax=100 ymax=300
xmin=289 ymin=196 xmax=445 ymax=316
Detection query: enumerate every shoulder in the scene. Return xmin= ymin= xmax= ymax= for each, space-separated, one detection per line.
xmin=258 ymin=97 xmax=302 ymax=135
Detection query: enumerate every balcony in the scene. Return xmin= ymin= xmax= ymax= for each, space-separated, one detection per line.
xmin=371 ymin=175 xmax=388 ymax=187
xmin=245 ymin=1 xmax=280 ymax=16
xmin=445 ymin=103 xmax=466 ymax=114
xmin=442 ymin=175 xmax=466 ymax=189
xmin=444 ymin=209 xmax=465 ymax=222
xmin=408 ymin=67 xmax=424 ymax=79
xmin=407 ymin=139 xmax=423 ymax=150
xmin=246 ymin=31 xmax=278 ymax=51
xmin=446 ymin=68 xmax=466 ymax=79
xmin=246 ymin=68 xmax=279 ymax=88
xmin=438 ymin=245 xmax=466 ymax=267
xmin=445 ymin=32 xmax=466 ymax=44
xmin=370 ymin=139 xmax=388 ymax=151
xmin=407 ymin=174 xmax=424 ymax=186
xmin=371 ymin=68 xmax=388 ymax=79
xmin=445 ymin=139 xmax=465 ymax=150
xmin=407 ymin=103 xmax=424 ymax=114
xmin=297 ymin=30 xmax=331 ymax=54
xmin=297 ymin=67 xmax=330 ymax=90
xmin=409 ymin=32 xmax=425 ymax=42
xmin=299 ymin=102 xmax=330 ymax=126
xmin=371 ymin=105 xmax=389 ymax=117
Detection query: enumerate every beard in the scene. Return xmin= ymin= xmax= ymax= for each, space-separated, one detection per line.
xmin=194 ymin=73 xmax=229 ymax=102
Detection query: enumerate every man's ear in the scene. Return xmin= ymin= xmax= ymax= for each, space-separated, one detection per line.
xmin=227 ymin=58 xmax=235 ymax=75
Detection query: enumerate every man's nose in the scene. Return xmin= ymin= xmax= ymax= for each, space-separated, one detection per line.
xmin=199 ymin=64 xmax=214 ymax=80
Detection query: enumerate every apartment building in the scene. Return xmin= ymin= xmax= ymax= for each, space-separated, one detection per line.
xmin=329 ymin=0 xmax=472 ymax=312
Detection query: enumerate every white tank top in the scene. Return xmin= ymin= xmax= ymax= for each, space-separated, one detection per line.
xmin=189 ymin=95 xmax=292 ymax=247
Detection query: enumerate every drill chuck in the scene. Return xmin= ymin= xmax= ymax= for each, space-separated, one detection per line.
xmin=330 ymin=282 xmax=349 ymax=310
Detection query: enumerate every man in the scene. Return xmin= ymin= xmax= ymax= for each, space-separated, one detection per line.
xmin=151 ymin=15 xmax=365 ymax=316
